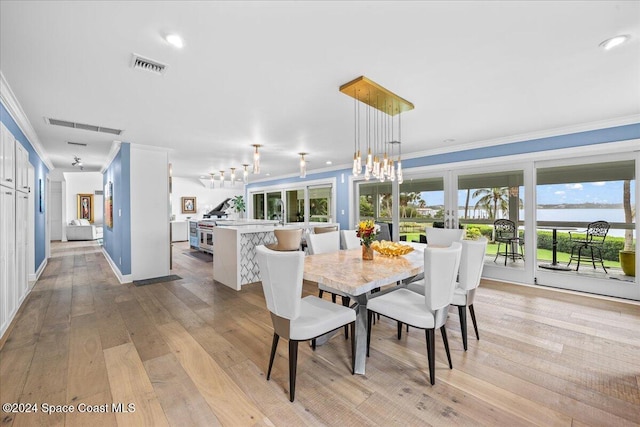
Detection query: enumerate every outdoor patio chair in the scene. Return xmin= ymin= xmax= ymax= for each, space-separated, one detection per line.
xmin=567 ymin=220 xmax=610 ymax=273
xmin=493 ymin=219 xmax=524 ymax=265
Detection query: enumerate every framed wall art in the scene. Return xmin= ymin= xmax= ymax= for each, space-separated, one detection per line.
xmin=105 ymin=181 xmax=113 ymax=228
xmin=181 ymin=196 xmax=196 ymax=214
xmin=77 ymin=193 xmax=94 ymax=222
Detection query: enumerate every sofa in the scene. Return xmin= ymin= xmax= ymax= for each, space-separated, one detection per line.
xmin=66 ymin=219 xmax=103 ymax=241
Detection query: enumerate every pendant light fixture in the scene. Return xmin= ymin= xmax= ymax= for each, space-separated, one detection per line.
xmin=252 ymin=144 xmax=262 ymax=174
xmin=339 ymin=76 xmax=414 ymax=184
xmin=298 ymin=152 xmax=307 ymax=178
xmin=230 ymin=167 xmax=236 ymax=186
xmin=209 ymin=173 xmax=215 ymax=189
xmin=242 ymin=164 xmax=249 ymax=184
xmin=219 ymin=170 xmax=225 ymax=187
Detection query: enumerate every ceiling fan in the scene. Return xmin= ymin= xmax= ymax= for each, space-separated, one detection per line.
xmin=71 ymin=156 xmax=84 ymax=170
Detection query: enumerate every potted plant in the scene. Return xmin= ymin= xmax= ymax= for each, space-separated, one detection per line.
xmin=231 ymin=195 xmax=245 ymax=219
xmin=619 ymin=249 xmax=635 ymax=277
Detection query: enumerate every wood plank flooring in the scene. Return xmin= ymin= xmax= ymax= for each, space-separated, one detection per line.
xmin=1 ymin=240 xmax=639 ymax=426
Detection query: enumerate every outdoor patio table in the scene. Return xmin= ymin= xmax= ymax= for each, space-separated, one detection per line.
xmin=538 ymin=226 xmax=577 ymax=271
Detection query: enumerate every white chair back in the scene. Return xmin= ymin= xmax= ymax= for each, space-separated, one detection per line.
xmin=340 ymin=230 xmax=361 ymax=250
xmin=307 ymin=231 xmax=340 ymax=255
xmin=426 ymin=228 xmax=464 ymax=246
xmin=458 ymin=237 xmax=488 ymax=292
xmin=255 ymin=245 xmax=304 ymax=320
xmin=423 ymin=242 xmax=462 ymax=328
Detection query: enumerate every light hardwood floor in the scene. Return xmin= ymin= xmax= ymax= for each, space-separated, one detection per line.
xmin=1 ymin=240 xmax=639 ymax=426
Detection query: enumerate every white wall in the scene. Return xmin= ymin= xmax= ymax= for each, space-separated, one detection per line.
xmin=170 ymin=176 xmax=243 ymax=220
xmin=49 ymin=181 xmax=63 ymax=240
xmin=130 ymin=146 xmax=170 ymax=281
xmin=63 ymin=171 xmax=104 ymax=225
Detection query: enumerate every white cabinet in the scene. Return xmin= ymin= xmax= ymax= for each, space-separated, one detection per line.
xmin=0 ymin=124 xmax=30 ymax=339
xmin=15 ymin=142 xmax=29 ymax=194
xmin=0 ymin=123 xmax=15 ymax=190
xmin=16 ymin=192 xmax=29 ymax=304
xmin=0 ymin=187 xmax=16 ymax=334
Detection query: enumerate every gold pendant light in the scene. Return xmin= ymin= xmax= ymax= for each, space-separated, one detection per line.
xmin=340 ymin=76 xmax=413 ymax=183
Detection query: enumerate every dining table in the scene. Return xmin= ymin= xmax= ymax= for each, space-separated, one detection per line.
xmin=537 ymin=225 xmax=577 ymax=271
xmin=303 ymin=242 xmax=426 ymax=375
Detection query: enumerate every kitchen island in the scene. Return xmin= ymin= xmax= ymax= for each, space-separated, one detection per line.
xmin=212 ymin=221 xmax=340 ymax=290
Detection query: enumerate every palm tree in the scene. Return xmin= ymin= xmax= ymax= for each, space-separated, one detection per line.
xmin=473 ymin=187 xmax=510 ymax=221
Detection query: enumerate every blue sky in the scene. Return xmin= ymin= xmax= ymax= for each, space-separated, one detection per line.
xmin=417 ymin=180 xmax=636 ymax=207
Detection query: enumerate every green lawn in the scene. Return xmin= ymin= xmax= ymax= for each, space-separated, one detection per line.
xmin=400 ymin=233 xmax=621 ymax=268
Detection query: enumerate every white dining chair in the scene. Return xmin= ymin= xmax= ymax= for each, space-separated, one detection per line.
xmin=407 ymin=238 xmax=488 ymax=350
xmin=340 ymin=229 xmax=361 ymax=250
xmin=366 ymin=242 xmax=462 ymax=385
xmin=425 ymin=227 xmax=465 ymax=246
xmin=451 ymin=237 xmax=487 ymax=350
xmin=307 ymin=231 xmax=351 ymax=339
xmin=255 ymin=245 xmax=356 ymax=402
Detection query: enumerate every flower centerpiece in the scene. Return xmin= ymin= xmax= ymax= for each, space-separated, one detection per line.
xmin=356 ymin=220 xmax=379 ymax=260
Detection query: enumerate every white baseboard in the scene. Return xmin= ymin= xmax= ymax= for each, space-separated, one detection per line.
xmin=101 ymin=248 xmax=132 ymax=284
xmin=28 ymin=258 xmax=47 ymax=283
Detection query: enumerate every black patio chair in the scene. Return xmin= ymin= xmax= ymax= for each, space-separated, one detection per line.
xmin=567 ymin=220 xmax=610 ymax=273
xmin=493 ymin=219 xmax=524 ymax=265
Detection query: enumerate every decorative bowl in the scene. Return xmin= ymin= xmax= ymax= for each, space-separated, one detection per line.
xmin=370 ymin=240 xmax=414 ymax=257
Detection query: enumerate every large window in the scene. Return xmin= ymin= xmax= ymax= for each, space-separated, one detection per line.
xmin=286 ymin=189 xmax=304 ymax=223
xmin=252 ymin=193 xmax=265 ymax=219
xmin=250 ymin=180 xmax=335 ymax=224
xmin=458 ymin=170 xmax=525 ymax=269
xmin=398 ymin=177 xmax=445 ymax=239
xmin=309 ymin=186 xmax=332 ymax=223
xmin=536 ymin=160 xmax=636 ymax=275
xmin=358 ymin=182 xmax=392 ymax=221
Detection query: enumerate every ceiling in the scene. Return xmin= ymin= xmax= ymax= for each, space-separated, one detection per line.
xmin=1 ymin=1 xmax=639 ymax=180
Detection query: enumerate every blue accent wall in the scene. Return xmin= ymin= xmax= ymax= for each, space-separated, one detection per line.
xmin=103 ymin=143 xmax=131 ymax=275
xmin=0 ymin=101 xmax=49 ymax=270
xmin=249 ymin=123 xmax=640 ymax=228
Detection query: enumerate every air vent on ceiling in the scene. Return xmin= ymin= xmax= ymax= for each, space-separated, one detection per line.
xmin=131 ymin=53 xmax=167 ymax=75
xmin=67 ymin=141 xmax=88 ymax=147
xmin=44 ymin=118 xmax=123 ymax=135
xmin=94 ymin=190 xmax=104 ymax=196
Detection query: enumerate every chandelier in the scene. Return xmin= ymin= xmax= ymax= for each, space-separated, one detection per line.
xmin=340 ymin=76 xmax=414 ymax=184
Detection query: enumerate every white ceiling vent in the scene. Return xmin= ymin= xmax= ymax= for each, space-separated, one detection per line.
xmin=131 ymin=53 xmax=167 ymax=75
xmin=44 ymin=118 xmax=123 ymax=135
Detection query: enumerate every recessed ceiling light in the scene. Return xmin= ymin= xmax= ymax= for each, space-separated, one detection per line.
xmin=326 ymin=160 xmax=332 ymax=165
xmin=599 ymin=35 xmax=630 ymax=50
xmin=165 ymin=34 xmax=184 ymax=49
xmin=443 ymin=138 xmax=455 ymax=143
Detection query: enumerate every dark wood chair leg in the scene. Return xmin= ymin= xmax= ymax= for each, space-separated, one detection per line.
xmin=311 ymin=338 xmax=316 ymax=350
xmin=331 ymin=293 xmax=337 ymax=303
xmin=425 ymin=329 xmax=435 ymax=385
xmin=397 ymin=321 xmax=402 ymax=340
xmin=469 ymin=304 xmax=480 ymax=340
xmin=458 ymin=305 xmax=468 ymax=351
xmin=267 ymin=333 xmax=279 ymax=380
xmin=318 ymin=289 xmax=324 ymax=298
xmin=367 ymin=310 xmax=373 ymax=357
xmin=440 ymin=325 xmax=452 ymax=369
xmin=289 ymin=340 xmax=298 ymax=402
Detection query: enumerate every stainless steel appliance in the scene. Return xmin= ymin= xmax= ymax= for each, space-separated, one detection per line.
xmin=189 ymin=220 xmax=199 ymax=249
xmin=197 ymin=221 xmax=215 ymax=254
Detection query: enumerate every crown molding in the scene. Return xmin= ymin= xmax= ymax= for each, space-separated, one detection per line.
xmin=0 ymin=71 xmax=54 ymax=170
xmin=101 ymin=140 xmax=122 ymax=173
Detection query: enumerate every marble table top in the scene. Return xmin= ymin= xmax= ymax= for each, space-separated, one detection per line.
xmin=303 ymin=243 xmax=426 ymax=296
